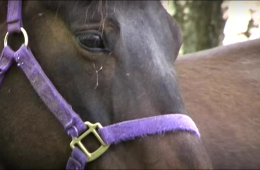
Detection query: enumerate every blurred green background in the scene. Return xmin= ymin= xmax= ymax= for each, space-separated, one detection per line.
xmin=161 ymin=1 xmax=260 ymax=55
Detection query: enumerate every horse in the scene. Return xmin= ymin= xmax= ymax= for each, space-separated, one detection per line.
xmin=176 ymin=38 xmax=260 ymax=169
xmin=0 ymin=1 xmax=212 ymax=169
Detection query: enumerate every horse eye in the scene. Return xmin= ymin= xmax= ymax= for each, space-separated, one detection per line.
xmin=76 ymin=31 xmax=107 ymax=52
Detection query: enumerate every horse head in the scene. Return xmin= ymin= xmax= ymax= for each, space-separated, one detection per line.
xmin=0 ymin=1 xmax=212 ymax=169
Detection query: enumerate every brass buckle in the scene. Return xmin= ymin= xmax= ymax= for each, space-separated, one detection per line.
xmin=70 ymin=122 xmax=110 ymax=162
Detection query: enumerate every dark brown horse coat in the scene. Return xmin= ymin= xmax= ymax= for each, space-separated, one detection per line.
xmin=0 ymin=1 xmax=212 ymax=169
xmin=176 ymin=38 xmax=260 ymax=169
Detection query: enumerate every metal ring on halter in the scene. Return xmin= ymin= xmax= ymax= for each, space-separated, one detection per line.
xmin=4 ymin=27 xmax=29 ymax=47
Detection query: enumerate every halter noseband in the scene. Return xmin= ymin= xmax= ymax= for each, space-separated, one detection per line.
xmin=0 ymin=1 xmax=200 ymax=169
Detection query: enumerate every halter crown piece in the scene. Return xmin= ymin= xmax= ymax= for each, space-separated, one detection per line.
xmin=0 ymin=1 xmax=201 ymax=169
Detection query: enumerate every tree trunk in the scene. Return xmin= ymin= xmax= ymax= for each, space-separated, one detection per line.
xmin=173 ymin=1 xmax=224 ymax=54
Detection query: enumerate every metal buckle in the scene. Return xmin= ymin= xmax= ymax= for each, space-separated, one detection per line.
xmin=4 ymin=27 xmax=29 ymax=47
xmin=70 ymin=122 xmax=110 ymax=162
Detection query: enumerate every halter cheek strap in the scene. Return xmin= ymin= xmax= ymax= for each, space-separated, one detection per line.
xmin=7 ymin=0 xmax=23 ymax=33
xmin=0 ymin=1 xmax=201 ymax=170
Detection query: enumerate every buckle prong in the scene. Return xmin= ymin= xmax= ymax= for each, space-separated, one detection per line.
xmin=70 ymin=121 xmax=110 ymax=162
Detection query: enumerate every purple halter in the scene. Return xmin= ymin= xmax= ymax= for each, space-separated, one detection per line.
xmin=0 ymin=1 xmax=200 ymax=169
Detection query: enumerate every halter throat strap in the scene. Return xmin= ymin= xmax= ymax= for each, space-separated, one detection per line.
xmin=0 ymin=1 xmax=201 ymax=170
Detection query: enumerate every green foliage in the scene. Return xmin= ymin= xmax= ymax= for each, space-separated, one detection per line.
xmin=169 ymin=1 xmax=225 ymax=54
